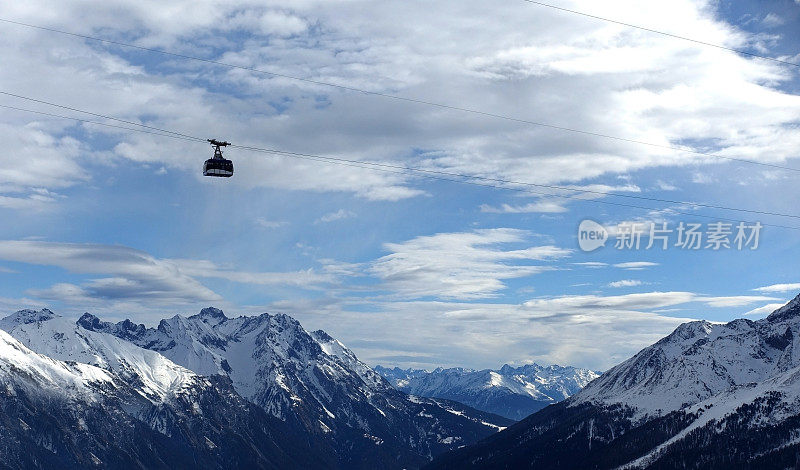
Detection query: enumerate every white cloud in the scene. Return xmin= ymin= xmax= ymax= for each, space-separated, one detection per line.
xmin=480 ymin=200 xmax=569 ymax=214
xmin=521 ymin=292 xmax=776 ymax=315
xmin=0 ymin=0 xmax=797 ymax=207
xmin=319 ymin=258 xmax=365 ymax=277
xmin=480 ymin=184 xmax=641 ymax=214
xmin=255 ymin=217 xmax=289 ymax=228
xmin=369 ymin=229 xmax=571 ymax=299
xmin=0 ymin=295 xmax=47 ymax=313
xmin=171 ymin=258 xmax=335 ymax=287
xmin=698 ymin=295 xmax=779 ymax=307
xmin=655 ymin=180 xmax=678 ymax=191
xmin=753 ymin=283 xmax=800 ymax=293
xmin=522 ymin=292 xmax=696 ymax=313
xmin=0 ymin=123 xmax=86 ymax=209
xmin=0 ymin=241 xmax=335 ymax=310
xmin=225 ymin=9 xmax=308 ymax=37
xmin=761 ymin=12 xmax=785 ymax=28
xmin=744 ymin=302 xmax=786 ymax=317
xmin=315 ymin=209 xmax=356 ymax=224
xmin=573 ymin=261 xmax=608 ymax=268
xmin=0 ymin=240 xmax=220 ymax=305
xmin=608 ymin=279 xmax=643 ymax=288
xmin=692 ymin=172 xmax=715 ymax=184
xmin=613 ymin=261 xmax=659 ymax=270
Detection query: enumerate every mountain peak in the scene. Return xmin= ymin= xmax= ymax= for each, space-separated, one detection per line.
xmin=16 ymin=308 xmax=56 ymax=319
xmin=0 ymin=308 xmax=59 ymax=331
xmin=766 ymin=292 xmax=800 ymax=322
xmin=77 ymin=313 xmax=152 ymax=346
xmin=656 ymin=319 xmax=712 ymax=345
xmin=69 ymin=308 xmax=511 ymax=466
xmin=500 ymin=363 xmax=544 ymax=374
xmin=431 ymin=292 xmax=800 ymax=469
xmin=192 ymin=307 xmax=227 ymax=324
xmin=77 ymin=312 xmax=100 ymax=328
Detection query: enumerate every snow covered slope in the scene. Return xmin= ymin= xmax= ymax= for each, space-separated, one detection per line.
xmin=0 ymin=307 xmax=57 ymax=331
xmin=0 ymin=312 xmax=331 ymax=469
xmin=376 ymin=364 xmax=599 ymax=420
xmin=0 ymin=327 xmax=113 ymax=398
xmin=79 ymin=307 xmax=513 ymax=469
xmin=430 ymin=293 xmax=800 ymax=469
xmin=7 ymin=314 xmax=196 ymax=402
xmin=571 ymin=299 xmax=800 ymax=419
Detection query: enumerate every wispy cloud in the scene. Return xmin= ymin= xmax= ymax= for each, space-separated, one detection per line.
xmin=0 ymin=241 xmax=334 ymax=310
xmin=0 ymin=295 xmax=47 ymax=313
xmin=613 ymin=261 xmax=659 ymax=270
xmin=655 ymin=180 xmax=678 ymax=191
xmin=480 ymin=185 xmax=641 ymax=214
xmin=608 ymin=279 xmax=643 ymax=288
xmin=699 ymin=295 xmax=779 ymax=307
xmin=255 ymin=218 xmax=289 ymax=229
xmin=522 ymin=292 xmax=696 ymax=313
xmin=744 ymin=303 xmax=786 ymax=317
xmin=369 ymin=229 xmax=571 ymax=299
xmin=521 ymin=292 xmax=776 ymax=316
xmin=761 ymin=12 xmax=785 ymax=27
xmin=172 ymin=259 xmax=335 ymax=287
xmin=573 ymin=262 xmax=608 ymax=269
xmin=315 ymin=209 xmax=356 ymax=224
xmin=0 ymin=241 xmax=220 ymax=305
xmin=480 ymin=200 xmax=569 ymax=214
xmin=753 ymin=283 xmax=800 ymax=293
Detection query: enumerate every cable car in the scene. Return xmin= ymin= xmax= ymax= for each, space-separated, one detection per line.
xmin=203 ymin=139 xmax=233 ymax=177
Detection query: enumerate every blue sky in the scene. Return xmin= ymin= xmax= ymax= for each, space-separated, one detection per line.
xmin=0 ymin=0 xmax=799 ymax=370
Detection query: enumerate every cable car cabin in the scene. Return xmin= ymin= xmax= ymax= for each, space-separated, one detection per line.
xmin=203 ymin=157 xmax=234 ymax=177
xmin=204 ymin=139 xmax=233 ymax=177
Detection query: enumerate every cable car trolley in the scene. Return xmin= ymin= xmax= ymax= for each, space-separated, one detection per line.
xmin=203 ymin=139 xmax=234 ymax=177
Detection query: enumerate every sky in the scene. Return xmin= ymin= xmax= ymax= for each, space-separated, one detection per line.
xmin=0 ymin=0 xmax=799 ymax=371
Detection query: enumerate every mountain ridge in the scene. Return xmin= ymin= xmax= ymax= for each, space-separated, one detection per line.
xmin=375 ymin=363 xmax=599 ymax=420
xmin=0 ymin=317 xmax=332 ymax=469
xmin=427 ymin=293 xmax=800 ymax=469
xmin=63 ymin=307 xmax=512 ymax=468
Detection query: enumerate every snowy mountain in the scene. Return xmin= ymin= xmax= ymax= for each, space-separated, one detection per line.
xmin=429 ymin=293 xmax=800 ymax=469
xmin=375 ymin=364 xmax=599 ymax=420
xmin=8 ymin=314 xmax=198 ymax=403
xmin=0 ymin=312 xmax=330 ymax=469
xmin=0 ymin=307 xmax=57 ymax=331
xmin=76 ymin=307 xmax=513 ymax=469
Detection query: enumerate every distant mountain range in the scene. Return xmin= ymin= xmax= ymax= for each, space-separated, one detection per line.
xmin=375 ymin=364 xmax=599 ymax=420
xmin=0 ymin=307 xmax=512 ymax=469
xmin=429 ymin=294 xmax=800 ymax=469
